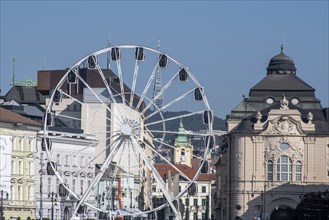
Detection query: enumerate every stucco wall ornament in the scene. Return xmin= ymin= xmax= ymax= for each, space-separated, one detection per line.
xmin=265 ymin=137 xmax=304 ymax=161
xmin=266 ymin=117 xmax=300 ymax=135
xmin=280 ymin=95 xmax=289 ymax=110
xmin=307 ymin=112 xmax=313 ymax=124
xmin=252 ymin=136 xmax=264 ymax=143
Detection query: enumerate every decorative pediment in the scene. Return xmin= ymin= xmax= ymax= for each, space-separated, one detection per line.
xmin=87 ymin=172 xmax=94 ymax=178
xmin=265 ymin=136 xmax=304 ymax=162
xmin=80 ymin=172 xmax=87 ymax=177
xmin=64 ymin=171 xmax=71 ymax=176
xmin=262 ymin=117 xmax=302 ymax=135
xmin=72 ymin=171 xmax=78 ymax=177
xmin=256 ymin=108 xmax=315 ymax=134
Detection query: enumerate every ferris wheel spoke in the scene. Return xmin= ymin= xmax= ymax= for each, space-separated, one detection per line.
xmin=129 ymin=60 xmax=140 ymax=108
xmin=141 ymin=70 xmax=179 ymax=114
xmin=73 ymin=136 xmax=124 ymax=215
xmin=96 ymin=63 xmax=117 ymax=103
xmin=140 ymin=138 xmax=192 ymax=182
xmin=144 ymin=110 xmax=204 ymax=127
xmin=115 ymin=60 xmax=126 ymax=104
xmin=136 ymin=56 xmax=161 ymax=111
xmin=130 ymin=138 xmax=181 ymax=217
xmin=59 ymin=90 xmax=116 ymax=127
xmin=107 ymin=139 xmax=128 ymax=200
xmin=145 ymin=88 xmax=195 ymax=120
xmin=74 ymin=133 xmax=122 ymax=174
xmin=54 ymin=112 xmax=81 ymax=122
xmin=75 ymin=73 xmax=124 ymax=125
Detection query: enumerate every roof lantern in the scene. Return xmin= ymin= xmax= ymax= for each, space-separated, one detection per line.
xmin=266 ymin=45 xmax=297 ymax=75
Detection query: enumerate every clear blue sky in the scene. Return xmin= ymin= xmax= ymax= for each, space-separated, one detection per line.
xmin=1 ymin=1 xmax=328 ymax=118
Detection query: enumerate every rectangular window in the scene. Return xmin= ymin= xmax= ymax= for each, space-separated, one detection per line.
xmin=202 ymin=199 xmax=206 ymax=206
xmin=202 ymin=186 xmax=206 ymax=193
xmin=11 ymin=160 xmax=14 ymax=174
xmin=88 ymin=157 xmax=92 ymax=168
xmin=80 ymin=180 xmax=84 ymax=195
xmin=267 ymin=161 xmax=273 ymax=181
xmin=56 ymin=154 xmax=60 ymax=164
xmin=18 ymin=186 xmax=22 ymax=201
xmin=81 ymin=156 xmax=85 ymax=166
xmin=202 ymin=213 xmax=206 ymax=220
xmin=20 ymin=138 xmax=24 ymax=151
xmin=48 ymin=178 xmax=52 ymax=193
xmin=179 ymin=186 xmax=181 ymax=192
xmin=194 ymin=199 xmax=198 ymax=206
xmin=73 ymin=179 xmax=76 ymax=193
xmin=28 ymin=186 xmax=31 ymax=201
xmin=185 ymin=198 xmax=189 ymax=206
xmin=18 ymin=160 xmax=22 ymax=175
xmin=28 ymin=161 xmax=33 ymax=175
xmin=193 ymin=213 xmax=198 ymax=220
xmin=296 ymin=161 xmax=302 ymax=181
xmin=65 ymin=156 xmax=69 ymax=166
xmin=10 ymin=185 xmax=14 ymax=200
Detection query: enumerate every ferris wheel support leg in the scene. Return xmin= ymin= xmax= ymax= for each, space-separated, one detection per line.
xmin=130 ymin=138 xmax=181 ymax=218
xmin=72 ymin=137 xmax=123 ymax=216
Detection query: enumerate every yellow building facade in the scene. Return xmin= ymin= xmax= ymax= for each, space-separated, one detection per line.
xmin=0 ymin=107 xmax=40 ymax=220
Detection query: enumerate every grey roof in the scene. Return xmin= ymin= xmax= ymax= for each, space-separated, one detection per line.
xmin=250 ymin=73 xmax=314 ymax=92
xmin=227 ymin=48 xmax=328 ymax=135
xmin=266 ymin=47 xmax=297 ymax=74
xmin=229 ymin=103 xmax=329 ymax=135
xmin=5 ymin=86 xmax=46 ymax=104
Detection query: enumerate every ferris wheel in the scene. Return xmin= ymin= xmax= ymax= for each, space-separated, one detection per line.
xmin=42 ymin=45 xmax=214 ymax=219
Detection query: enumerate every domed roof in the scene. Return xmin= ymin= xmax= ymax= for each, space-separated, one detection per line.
xmin=174 ymin=118 xmax=189 ymax=146
xmin=266 ymin=45 xmax=297 ymax=75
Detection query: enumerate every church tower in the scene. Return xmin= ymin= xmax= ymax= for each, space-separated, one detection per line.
xmin=173 ymin=118 xmax=192 ymax=167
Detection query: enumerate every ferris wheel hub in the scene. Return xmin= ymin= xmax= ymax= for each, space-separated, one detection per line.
xmin=121 ymin=123 xmax=132 ymax=136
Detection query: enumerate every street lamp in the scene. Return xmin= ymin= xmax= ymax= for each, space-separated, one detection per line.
xmin=0 ymin=190 xmax=9 ymax=220
xmin=48 ymin=192 xmax=58 ymax=220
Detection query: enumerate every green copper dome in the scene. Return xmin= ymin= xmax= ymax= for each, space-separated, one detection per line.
xmin=174 ymin=118 xmax=189 ymax=146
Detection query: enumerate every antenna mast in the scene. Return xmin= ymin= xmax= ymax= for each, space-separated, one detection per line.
xmin=12 ymin=58 xmax=16 ymax=86
xmin=153 ymin=38 xmax=164 ymax=109
xmin=107 ymin=36 xmax=111 ymax=69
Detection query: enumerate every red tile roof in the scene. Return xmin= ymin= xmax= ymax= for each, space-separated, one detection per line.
xmin=0 ymin=107 xmax=41 ymax=126
xmin=154 ymin=163 xmax=215 ymax=181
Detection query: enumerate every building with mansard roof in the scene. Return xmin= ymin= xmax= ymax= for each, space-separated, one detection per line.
xmin=218 ymin=46 xmax=329 ymax=220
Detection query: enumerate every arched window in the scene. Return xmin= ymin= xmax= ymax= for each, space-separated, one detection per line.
xmin=277 ymin=156 xmax=292 ymax=181
xmin=296 ymin=161 xmax=302 ymax=181
xmin=267 ymin=160 xmax=273 ymax=181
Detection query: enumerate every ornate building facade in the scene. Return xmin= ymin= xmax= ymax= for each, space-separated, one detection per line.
xmin=0 ymin=107 xmax=40 ymax=220
xmin=219 ymin=47 xmax=329 ymax=220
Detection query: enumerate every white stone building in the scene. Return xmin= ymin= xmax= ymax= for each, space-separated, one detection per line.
xmin=35 ymin=130 xmax=97 ymax=220
xmin=219 ymin=47 xmax=329 ymax=220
